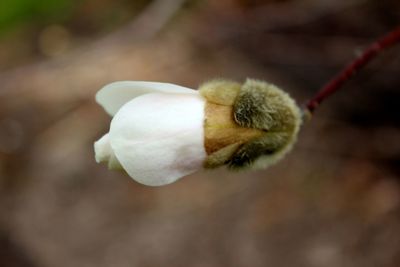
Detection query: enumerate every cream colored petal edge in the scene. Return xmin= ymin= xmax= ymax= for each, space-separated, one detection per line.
xmin=94 ymin=133 xmax=122 ymax=170
xmin=109 ymin=92 xmax=206 ymax=186
xmin=96 ymin=81 xmax=197 ymax=116
xmin=94 ymin=133 xmax=111 ymax=163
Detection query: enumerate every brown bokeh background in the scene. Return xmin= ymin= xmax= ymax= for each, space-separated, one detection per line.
xmin=0 ymin=0 xmax=400 ymax=266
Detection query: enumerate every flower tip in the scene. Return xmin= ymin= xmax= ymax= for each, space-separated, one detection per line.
xmin=94 ymin=133 xmax=122 ymax=170
xmin=94 ymin=134 xmax=111 ymax=163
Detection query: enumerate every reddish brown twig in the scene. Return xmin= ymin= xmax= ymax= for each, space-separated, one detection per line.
xmin=305 ymin=26 xmax=400 ymax=114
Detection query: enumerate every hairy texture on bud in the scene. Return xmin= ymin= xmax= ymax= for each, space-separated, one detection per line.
xmin=200 ymin=79 xmax=301 ymax=170
xmin=199 ymin=80 xmax=241 ymax=106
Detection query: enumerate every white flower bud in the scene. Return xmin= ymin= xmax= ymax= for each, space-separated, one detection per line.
xmin=94 ymin=79 xmax=302 ymax=186
xmin=94 ymin=81 xmax=207 ymax=186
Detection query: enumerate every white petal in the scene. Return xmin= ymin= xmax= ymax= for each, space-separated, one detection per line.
xmin=96 ymin=81 xmax=197 ymax=116
xmin=109 ymin=92 xmax=206 ymax=186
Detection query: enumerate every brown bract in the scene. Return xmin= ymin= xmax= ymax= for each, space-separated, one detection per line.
xmin=204 ymin=102 xmax=264 ymax=166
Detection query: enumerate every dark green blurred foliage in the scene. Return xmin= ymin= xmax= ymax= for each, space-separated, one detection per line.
xmin=0 ymin=0 xmax=72 ymax=33
xmin=0 ymin=0 xmax=152 ymax=36
xmin=0 ymin=0 xmax=152 ymax=69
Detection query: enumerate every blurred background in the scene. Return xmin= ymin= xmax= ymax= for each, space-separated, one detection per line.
xmin=0 ymin=0 xmax=399 ymax=266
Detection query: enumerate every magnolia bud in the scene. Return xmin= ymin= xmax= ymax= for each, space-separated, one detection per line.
xmin=94 ymin=79 xmax=301 ymax=186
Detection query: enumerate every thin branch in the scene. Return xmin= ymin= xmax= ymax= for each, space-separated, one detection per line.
xmin=305 ymin=26 xmax=400 ymax=114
